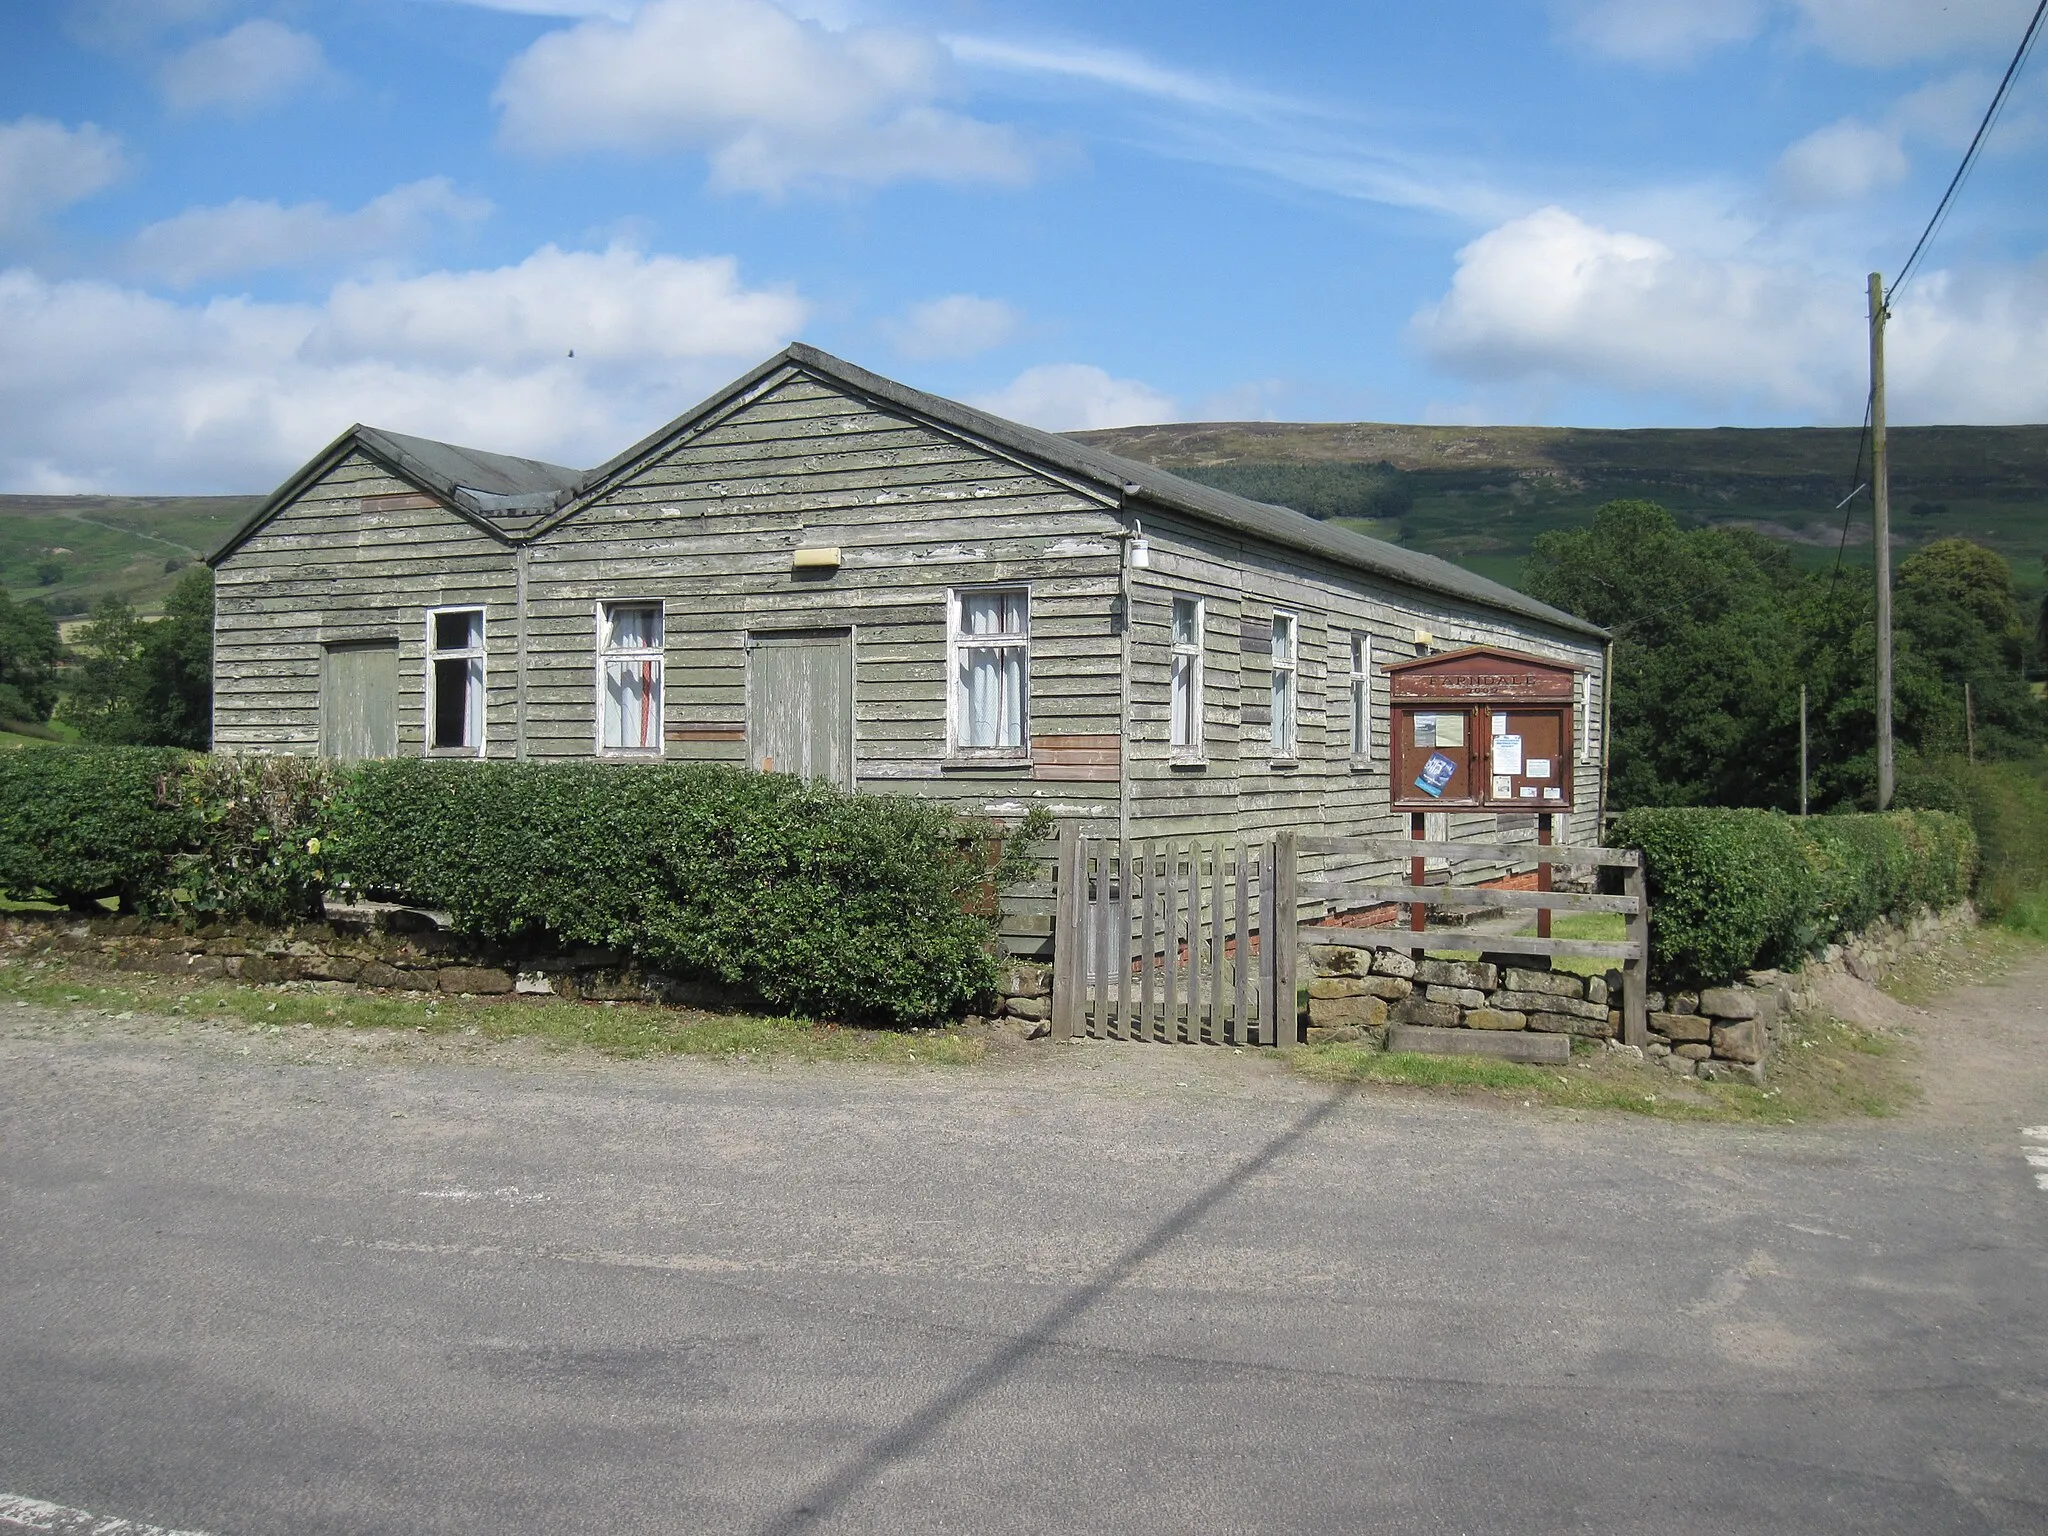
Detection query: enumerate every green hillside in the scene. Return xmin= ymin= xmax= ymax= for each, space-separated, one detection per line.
xmin=1072 ymin=421 xmax=2048 ymax=602
xmin=0 ymin=494 xmax=259 ymax=618
xmin=6 ymin=419 xmax=2045 ymax=618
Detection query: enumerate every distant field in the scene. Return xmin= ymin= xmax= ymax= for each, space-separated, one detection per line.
xmin=1076 ymin=420 xmax=2048 ymax=601
xmin=0 ymin=494 xmax=258 ymax=617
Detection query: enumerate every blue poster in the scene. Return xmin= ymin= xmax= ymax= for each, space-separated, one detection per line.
xmin=1414 ymin=751 xmax=1457 ymax=798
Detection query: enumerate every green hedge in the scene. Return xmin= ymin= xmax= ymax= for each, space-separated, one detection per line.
xmin=0 ymin=748 xmax=1022 ymax=1025
xmin=325 ymin=759 xmax=1008 ymax=1025
xmin=1610 ymin=806 xmax=1976 ymax=985
xmin=0 ymin=746 xmax=195 ymax=911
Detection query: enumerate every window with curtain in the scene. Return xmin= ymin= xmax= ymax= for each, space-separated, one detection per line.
xmin=952 ymin=587 xmax=1028 ymax=752
xmin=1349 ymin=633 xmax=1371 ymax=761
xmin=1170 ymin=595 xmax=1203 ymax=756
xmin=1270 ymin=611 xmax=1297 ymax=758
xmin=426 ymin=608 xmax=485 ymax=754
xmin=599 ymin=601 xmax=663 ymax=754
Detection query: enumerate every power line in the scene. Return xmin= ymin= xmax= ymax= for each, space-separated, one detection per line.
xmin=1828 ymin=390 xmax=1873 ymax=593
xmin=1888 ymin=0 xmax=2048 ymax=305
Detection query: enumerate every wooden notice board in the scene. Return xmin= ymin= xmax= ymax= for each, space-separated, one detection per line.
xmin=1387 ymin=646 xmax=1580 ymax=812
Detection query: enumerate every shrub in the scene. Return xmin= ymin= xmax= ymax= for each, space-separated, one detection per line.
xmin=1899 ymin=749 xmax=2048 ymax=922
xmin=0 ymin=745 xmax=194 ymax=911
xmin=173 ymin=754 xmax=339 ymax=924
xmin=1610 ymin=805 xmax=1976 ymax=985
xmin=328 ymin=759 xmax=1011 ymax=1025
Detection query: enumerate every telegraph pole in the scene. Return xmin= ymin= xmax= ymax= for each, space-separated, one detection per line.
xmin=1869 ymin=272 xmax=1895 ymax=810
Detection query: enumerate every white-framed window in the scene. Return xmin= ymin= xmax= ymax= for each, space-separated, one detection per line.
xmin=1170 ymin=595 xmax=1204 ymax=757
xmin=1348 ymin=633 xmax=1371 ymax=762
xmin=1270 ymin=611 xmax=1298 ymax=759
xmin=950 ymin=586 xmax=1029 ymax=755
xmin=1578 ymin=671 xmax=1598 ymax=764
xmin=598 ymin=600 xmax=664 ymax=755
xmin=425 ymin=607 xmax=485 ymax=755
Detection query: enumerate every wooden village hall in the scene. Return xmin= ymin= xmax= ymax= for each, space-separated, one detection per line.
xmin=208 ymin=344 xmax=1612 ymax=909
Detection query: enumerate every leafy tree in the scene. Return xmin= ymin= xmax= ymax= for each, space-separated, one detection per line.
xmin=1893 ymin=538 xmax=2045 ymax=759
xmin=0 ymin=591 xmax=61 ymax=724
xmin=61 ymin=566 xmax=214 ymax=748
xmin=1525 ymin=500 xmax=1806 ymax=809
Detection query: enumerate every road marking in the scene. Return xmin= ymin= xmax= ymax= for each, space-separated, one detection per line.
xmin=2025 ymin=1128 xmax=2048 ymax=1191
xmin=0 ymin=1493 xmax=214 ymax=1536
xmin=418 ymin=1187 xmax=546 ymax=1204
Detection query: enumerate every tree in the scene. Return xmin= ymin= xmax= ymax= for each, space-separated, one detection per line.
xmin=60 ymin=567 xmax=214 ymax=748
xmin=0 ymin=591 xmax=61 ymax=724
xmin=1893 ymin=538 xmax=2045 ymax=758
xmin=1525 ymin=500 xmax=1806 ymax=810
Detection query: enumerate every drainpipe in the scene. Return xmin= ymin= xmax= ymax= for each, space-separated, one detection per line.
xmin=514 ymin=543 xmax=530 ymax=761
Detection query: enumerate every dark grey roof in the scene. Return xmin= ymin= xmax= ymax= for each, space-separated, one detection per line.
xmin=355 ymin=426 xmax=582 ymax=533
xmin=563 ymin=344 xmax=1606 ymax=641
xmin=209 ymin=423 xmax=587 ymax=562
xmin=215 ymin=345 xmax=1607 ymax=644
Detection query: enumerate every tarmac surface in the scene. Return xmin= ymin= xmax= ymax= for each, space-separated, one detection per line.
xmin=3 ymin=953 xmax=2047 ymax=1535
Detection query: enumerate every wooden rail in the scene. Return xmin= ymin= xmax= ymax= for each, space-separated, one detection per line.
xmin=1295 ymin=831 xmax=1649 ymax=1048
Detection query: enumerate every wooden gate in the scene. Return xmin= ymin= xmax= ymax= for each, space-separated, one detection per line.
xmin=1049 ymin=827 xmax=1294 ymax=1046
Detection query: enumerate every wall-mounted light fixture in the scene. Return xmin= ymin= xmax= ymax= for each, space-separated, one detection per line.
xmin=792 ymin=546 xmax=842 ymax=571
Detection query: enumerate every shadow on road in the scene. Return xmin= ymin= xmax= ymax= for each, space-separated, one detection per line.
xmin=757 ymin=1083 xmax=1357 ymax=1534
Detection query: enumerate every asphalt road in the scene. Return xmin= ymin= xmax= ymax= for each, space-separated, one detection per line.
xmin=4 ymin=957 xmax=2047 ymax=1535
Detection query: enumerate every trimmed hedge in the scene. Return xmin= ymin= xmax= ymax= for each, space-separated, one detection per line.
xmin=0 ymin=745 xmax=195 ymax=911
xmin=0 ymin=748 xmax=1022 ymax=1025
xmin=1609 ymin=806 xmax=1977 ymax=986
xmin=325 ymin=759 xmax=1009 ymax=1025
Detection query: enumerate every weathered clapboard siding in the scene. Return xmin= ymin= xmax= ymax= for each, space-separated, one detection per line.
xmin=513 ymin=369 xmax=1127 ymax=821
xmin=1117 ymin=504 xmax=1605 ymax=907
xmin=212 ymin=451 xmax=517 ymax=757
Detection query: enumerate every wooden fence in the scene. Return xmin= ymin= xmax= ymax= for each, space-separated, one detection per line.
xmin=1043 ymin=826 xmax=1648 ymax=1050
xmin=1048 ymin=826 xmax=1292 ymax=1046
xmin=1297 ymin=833 xmax=1649 ymax=1048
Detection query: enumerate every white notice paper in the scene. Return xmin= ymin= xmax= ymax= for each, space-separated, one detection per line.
xmin=1543 ymin=787 xmax=1564 ymax=801
xmin=1493 ymin=734 xmax=1523 ymax=775
xmin=1527 ymin=757 xmax=1552 ymax=779
xmin=1435 ymin=713 xmax=1465 ymax=747
xmin=1492 ymin=775 xmax=1513 ymax=799
xmin=1519 ymin=786 xmax=1540 ymax=799
xmin=1414 ymin=715 xmax=1435 ymax=747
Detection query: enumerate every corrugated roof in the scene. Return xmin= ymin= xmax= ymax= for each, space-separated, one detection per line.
xmin=213 ymin=346 xmax=1607 ymax=643
xmin=355 ymin=427 xmax=582 ymax=532
xmin=751 ymin=346 xmax=1607 ymax=641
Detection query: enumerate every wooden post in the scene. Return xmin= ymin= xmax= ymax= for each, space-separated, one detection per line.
xmin=1622 ymin=857 xmax=1649 ymax=1049
xmin=1273 ymin=830 xmax=1299 ymax=1046
xmin=1871 ymin=271 xmax=1895 ymax=811
xmin=1050 ymin=822 xmax=1080 ymax=1041
xmin=1536 ymin=812 xmax=1553 ymax=940
xmin=1409 ymin=810 xmax=1427 ymax=934
xmin=1799 ymin=683 xmax=1809 ymax=817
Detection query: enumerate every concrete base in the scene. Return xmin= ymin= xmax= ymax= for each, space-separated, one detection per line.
xmin=1386 ymin=1024 xmax=1571 ymax=1064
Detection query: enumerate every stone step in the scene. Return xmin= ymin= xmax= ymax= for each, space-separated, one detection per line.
xmin=1385 ymin=1023 xmax=1571 ymax=1064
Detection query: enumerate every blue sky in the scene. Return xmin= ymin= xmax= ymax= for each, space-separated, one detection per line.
xmin=2 ymin=0 xmax=2044 ymax=492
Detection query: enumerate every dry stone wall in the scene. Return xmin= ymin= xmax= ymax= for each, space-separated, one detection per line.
xmin=1302 ymin=900 xmax=1975 ymax=1083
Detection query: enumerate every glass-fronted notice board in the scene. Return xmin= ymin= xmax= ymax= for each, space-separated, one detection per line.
xmin=1386 ymin=647 xmax=1580 ymax=812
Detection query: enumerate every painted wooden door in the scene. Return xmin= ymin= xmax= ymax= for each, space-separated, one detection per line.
xmin=749 ymin=630 xmax=852 ymax=788
xmin=321 ymin=642 xmax=398 ymax=760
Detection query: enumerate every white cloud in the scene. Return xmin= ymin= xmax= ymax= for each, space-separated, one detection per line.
xmin=130 ymin=178 xmax=494 ymax=286
xmin=1557 ymin=0 xmax=2038 ymax=66
xmin=1790 ymin=0 xmax=2040 ymax=67
xmin=436 ymin=0 xmax=637 ymax=16
xmin=971 ymin=363 xmax=1178 ymax=432
xmin=944 ymin=34 xmax=1277 ymax=113
xmin=494 ymin=0 xmax=1036 ymax=194
xmin=0 ymin=244 xmax=805 ymax=492
xmin=160 ymin=19 xmax=329 ymax=116
xmin=0 ymin=117 xmax=126 ymax=242
xmin=880 ymin=294 xmax=1020 ymax=360
xmin=1412 ymin=205 xmax=2048 ymax=423
xmin=1775 ymin=117 xmax=1910 ymax=202
xmin=1553 ymin=0 xmax=1765 ymax=66
xmin=65 ymin=0 xmax=231 ymax=50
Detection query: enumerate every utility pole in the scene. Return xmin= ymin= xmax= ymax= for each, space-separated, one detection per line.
xmin=1869 ymin=272 xmax=1895 ymax=810
xmin=1800 ymin=683 xmax=1809 ymax=817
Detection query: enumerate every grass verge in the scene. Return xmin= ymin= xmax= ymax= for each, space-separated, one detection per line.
xmin=0 ymin=952 xmax=987 ymax=1067
xmin=1292 ymin=1008 xmax=1917 ymax=1124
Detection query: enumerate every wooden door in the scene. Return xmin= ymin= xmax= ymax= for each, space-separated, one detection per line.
xmin=749 ymin=630 xmax=853 ymax=788
xmin=321 ymin=642 xmax=398 ymax=760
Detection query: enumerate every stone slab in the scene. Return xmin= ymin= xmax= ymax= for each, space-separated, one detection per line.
xmin=1385 ymin=1025 xmax=1571 ymax=1064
